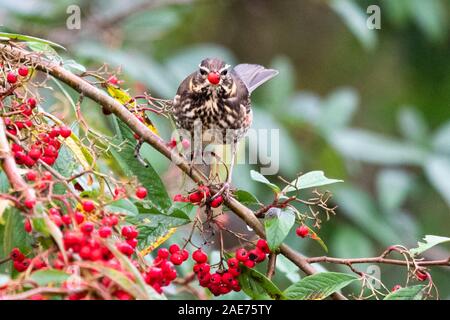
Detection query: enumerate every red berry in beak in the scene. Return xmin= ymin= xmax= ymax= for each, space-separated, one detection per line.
xmin=207 ymin=72 xmax=220 ymax=85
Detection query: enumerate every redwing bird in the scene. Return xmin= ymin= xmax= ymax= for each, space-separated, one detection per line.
xmin=172 ymin=58 xmax=278 ymax=197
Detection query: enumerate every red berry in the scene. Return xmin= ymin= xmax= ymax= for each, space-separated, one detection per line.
xmin=126 ymin=238 xmax=138 ymax=248
xmin=157 ymin=248 xmax=170 ymax=259
xmin=243 ymin=259 xmax=256 ymax=268
xmin=207 ymin=72 xmax=220 ymax=85
xmin=195 ymin=263 xmax=210 ymax=275
xmin=82 ymin=200 xmax=95 ymax=212
xmin=256 ymin=239 xmax=270 ymax=254
xmin=192 ymin=249 xmax=208 ymax=263
xmin=210 ymin=195 xmax=224 ymax=208
xmin=227 ymin=257 xmax=239 ymax=268
xmin=121 ymin=226 xmax=138 ymax=239
xmin=117 ymin=242 xmax=134 ymax=256
xmin=221 ymin=272 xmax=234 ymax=285
xmin=249 ymin=248 xmax=266 ymax=263
xmin=18 ymin=66 xmax=29 ymax=77
xmin=99 ymin=226 xmax=112 ymax=238
xmin=173 ymin=194 xmax=187 ymax=202
xmin=81 ymin=222 xmax=95 ymax=234
xmin=210 ymin=273 xmax=221 ymax=284
xmin=135 ymin=187 xmax=147 ymax=199
xmin=41 ymin=156 xmax=56 ymax=166
xmin=25 ymin=170 xmax=38 ymax=181
xmin=42 ymin=171 xmax=52 ymax=180
xmin=74 ymin=211 xmax=85 ymax=224
xmin=416 ymin=270 xmax=428 ymax=281
xmin=296 ymin=225 xmax=309 ymax=238
xmin=59 ymin=126 xmax=72 ymax=138
xmin=79 ymin=246 xmax=91 ymax=260
xmin=180 ymin=249 xmax=189 ymax=261
xmin=24 ymin=198 xmax=36 ymax=209
xmin=107 ymin=75 xmax=119 ymax=85
xmin=235 ymin=248 xmax=249 ymax=262
xmin=24 ymin=218 xmax=32 ymax=233
xmin=11 ymin=143 xmax=22 ymax=152
xmin=49 ymin=128 xmax=60 ymax=138
xmin=10 ymin=248 xmax=24 ymax=262
xmin=189 ymin=191 xmax=203 ymax=203
xmin=7 ymin=72 xmax=17 ymax=84
xmin=28 ymin=148 xmax=42 ymax=160
xmin=392 ymin=285 xmax=402 ymax=292
xmin=228 ymin=267 xmax=241 ymax=277
xmin=109 ymin=215 xmax=119 ymax=226
xmin=170 ymin=253 xmax=183 ymax=265
xmin=27 ymin=97 xmax=37 ymax=108
xmin=61 ymin=215 xmax=72 ymax=225
xmin=169 ymin=244 xmax=180 ymax=254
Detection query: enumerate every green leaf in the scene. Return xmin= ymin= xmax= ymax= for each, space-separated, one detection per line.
xmin=284 ymin=171 xmax=343 ymax=193
xmin=284 ymin=272 xmax=358 ymax=300
xmin=105 ymin=199 xmax=139 ymax=216
xmin=410 ymin=235 xmax=450 ymax=257
xmin=0 ymin=208 xmax=33 ymax=274
xmin=238 ymin=265 xmax=285 ymax=300
xmin=126 ymin=203 xmax=191 ymax=250
xmin=0 ymin=32 xmax=66 ymax=50
xmin=384 ymin=285 xmax=425 ymax=300
xmin=275 ymin=255 xmax=301 ymax=284
xmin=63 ymin=58 xmax=87 ymax=73
xmin=234 ymin=190 xmax=260 ymax=206
xmin=110 ymin=117 xmax=171 ymax=210
xmin=250 ymin=170 xmax=280 ymax=193
xmin=29 ymin=269 xmax=70 ymax=286
xmin=264 ymin=207 xmax=295 ymax=251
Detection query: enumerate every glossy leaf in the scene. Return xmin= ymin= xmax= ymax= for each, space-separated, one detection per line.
xmin=264 ymin=207 xmax=295 ymax=251
xmin=250 ymin=170 xmax=280 ymax=193
xmin=238 ymin=265 xmax=285 ymax=300
xmin=384 ymin=285 xmax=425 ymax=300
xmin=284 ymin=272 xmax=358 ymax=300
xmin=284 ymin=171 xmax=343 ymax=193
xmin=410 ymin=235 xmax=450 ymax=257
xmin=29 ymin=269 xmax=70 ymax=286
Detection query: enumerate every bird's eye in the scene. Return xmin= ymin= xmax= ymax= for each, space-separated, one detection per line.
xmin=221 ymin=69 xmax=228 ymax=76
xmin=199 ymin=68 xmax=207 ymax=76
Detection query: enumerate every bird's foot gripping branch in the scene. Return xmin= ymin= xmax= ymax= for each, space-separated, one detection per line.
xmin=0 ymin=36 xmax=448 ymax=300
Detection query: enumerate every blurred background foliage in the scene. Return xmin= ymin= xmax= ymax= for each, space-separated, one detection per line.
xmin=1 ymin=0 xmax=449 ymax=298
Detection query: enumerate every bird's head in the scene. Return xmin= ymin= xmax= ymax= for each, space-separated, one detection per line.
xmin=194 ymin=58 xmax=232 ymax=92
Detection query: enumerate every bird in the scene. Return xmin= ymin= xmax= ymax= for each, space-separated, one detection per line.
xmin=172 ymin=58 xmax=278 ymax=198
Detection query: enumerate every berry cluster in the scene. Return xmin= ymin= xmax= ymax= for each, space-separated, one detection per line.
xmin=144 ymin=244 xmax=189 ymax=293
xmin=192 ymin=239 xmax=270 ymax=296
xmin=173 ymin=185 xmax=224 ymax=208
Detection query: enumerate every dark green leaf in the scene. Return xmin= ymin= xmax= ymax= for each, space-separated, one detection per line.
xmin=110 ymin=117 xmax=171 ymax=211
xmin=234 ymin=190 xmax=260 ymax=206
xmin=384 ymin=285 xmax=425 ymax=300
xmin=238 ymin=265 xmax=285 ymax=300
xmin=0 ymin=32 xmax=66 ymax=50
xmin=0 ymin=208 xmax=33 ymax=275
xmin=126 ymin=203 xmax=191 ymax=250
xmin=284 ymin=272 xmax=358 ymax=300
xmin=264 ymin=207 xmax=295 ymax=251
xmin=105 ymin=199 xmax=139 ymax=216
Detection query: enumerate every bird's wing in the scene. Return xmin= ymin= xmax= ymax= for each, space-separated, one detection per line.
xmin=233 ymin=64 xmax=279 ymax=94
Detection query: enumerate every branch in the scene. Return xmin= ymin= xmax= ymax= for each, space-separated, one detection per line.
xmin=0 ymin=117 xmax=36 ymax=203
xmin=0 ymin=43 xmax=346 ymax=299
xmin=307 ymin=256 xmax=450 ymax=267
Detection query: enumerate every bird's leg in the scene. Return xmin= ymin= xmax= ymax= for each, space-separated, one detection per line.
xmin=211 ymin=141 xmax=238 ymax=200
xmin=134 ymin=138 xmax=149 ymax=167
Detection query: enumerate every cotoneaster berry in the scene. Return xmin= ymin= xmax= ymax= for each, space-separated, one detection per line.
xmin=192 ymin=249 xmax=208 ymax=263
xmin=98 ymin=226 xmax=112 ymax=238
xmin=210 ymin=195 xmax=224 ymax=208
xmin=25 ymin=170 xmax=37 ymax=181
xmin=135 ymin=187 xmax=147 ymax=199
xmin=7 ymin=72 xmax=17 ymax=84
xmin=82 ymin=200 xmax=95 ymax=212
xmin=18 ymin=66 xmax=29 ymax=77
xmin=296 ymin=225 xmax=309 ymax=238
